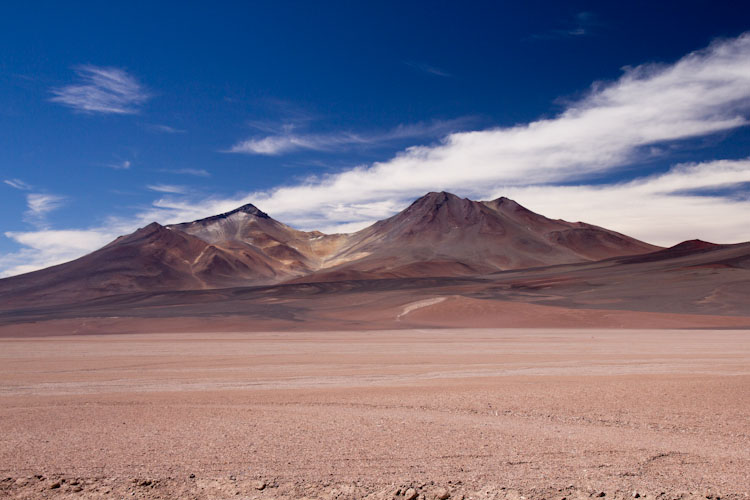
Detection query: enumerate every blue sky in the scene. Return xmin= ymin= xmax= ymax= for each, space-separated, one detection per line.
xmin=2 ymin=1 xmax=750 ymax=276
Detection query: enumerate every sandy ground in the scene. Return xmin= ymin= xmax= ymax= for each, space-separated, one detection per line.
xmin=0 ymin=328 xmax=749 ymax=499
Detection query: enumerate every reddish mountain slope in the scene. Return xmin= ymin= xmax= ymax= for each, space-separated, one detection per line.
xmin=482 ymin=197 xmax=661 ymax=261
xmin=2 ymin=239 xmax=748 ymax=332
xmin=618 ymin=239 xmax=726 ymax=264
xmin=0 ymin=222 xmax=289 ymax=307
xmin=0 ymin=192 xmax=665 ymax=307
xmin=308 ymin=192 xmax=660 ymax=279
xmin=476 ymin=239 xmax=750 ymax=317
xmin=169 ymin=203 xmax=347 ymax=274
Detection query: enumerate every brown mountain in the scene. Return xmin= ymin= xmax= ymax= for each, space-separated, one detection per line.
xmin=0 ymin=192 xmax=660 ymax=307
xmin=0 ymin=221 xmax=288 ymax=308
xmin=168 ymin=203 xmax=346 ymax=275
xmin=303 ymin=192 xmax=660 ymax=280
xmin=2 ymin=236 xmax=748 ymax=334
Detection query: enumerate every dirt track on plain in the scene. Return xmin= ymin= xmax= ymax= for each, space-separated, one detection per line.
xmin=1 ymin=328 xmax=748 ymax=499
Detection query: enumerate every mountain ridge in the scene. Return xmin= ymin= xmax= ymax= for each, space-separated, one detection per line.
xmin=0 ymin=191 xmax=701 ymax=308
xmin=303 ymin=191 xmax=661 ymax=280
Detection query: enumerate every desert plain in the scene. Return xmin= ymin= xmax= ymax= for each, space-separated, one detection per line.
xmin=1 ymin=327 xmax=748 ymax=500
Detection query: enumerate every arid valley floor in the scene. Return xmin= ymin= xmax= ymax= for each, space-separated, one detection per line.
xmin=1 ymin=328 xmax=748 ymax=499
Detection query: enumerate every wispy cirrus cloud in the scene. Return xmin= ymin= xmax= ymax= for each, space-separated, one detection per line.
xmin=167 ymin=32 xmax=750 ymax=234
xmin=146 ymin=184 xmax=189 ymax=194
xmin=160 ymin=168 xmax=211 ymax=177
xmin=23 ymin=193 xmax=66 ymax=229
xmin=104 ymin=160 xmax=132 ymax=170
xmin=227 ymin=118 xmax=475 ymax=155
xmin=50 ymin=65 xmax=150 ymax=114
xmin=146 ymin=123 xmax=186 ymax=134
xmin=4 ymin=179 xmax=33 ymax=190
xmin=4 ymin=33 xmax=750 ymax=277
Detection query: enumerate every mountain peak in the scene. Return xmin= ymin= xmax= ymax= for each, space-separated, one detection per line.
xmin=174 ymin=203 xmax=271 ymax=228
xmin=409 ymin=191 xmax=466 ymax=210
xmin=371 ymin=191 xmax=484 ymax=236
xmin=397 ymin=191 xmax=475 ymax=220
xmin=669 ymin=239 xmax=720 ymax=251
xmin=420 ymin=191 xmax=462 ymax=201
xmin=492 ymin=195 xmax=516 ymax=204
xmin=220 ymin=203 xmax=270 ymax=219
xmin=104 ymin=221 xmax=184 ymax=249
xmin=618 ymin=239 xmax=721 ymax=265
xmin=409 ymin=192 xmax=524 ymax=211
xmin=140 ymin=221 xmax=164 ymax=231
xmin=128 ymin=221 xmax=168 ymax=239
xmin=487 ymin=196 xmax=523 ymax=210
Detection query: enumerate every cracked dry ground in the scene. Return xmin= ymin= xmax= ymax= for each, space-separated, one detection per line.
xmin=0 ymin=329 xmax=748 ymax=499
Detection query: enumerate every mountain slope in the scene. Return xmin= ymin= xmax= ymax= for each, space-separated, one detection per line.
xmin=0 ymin=222 xmax=291 ymax=307
xmin=169 ymin=203 xmax=348 ymax=275
xmin=0 ymin=192 xmax=664 ymax=307
xmin=474 ymin=239 xmax=750 ymax=317
xmin=3 ymin=239 xmax=748 ymax=333
xmin=482 ymin=196 xmax=661 ymax=261
xmin=307 ymin=192 xmax=660 ymax=280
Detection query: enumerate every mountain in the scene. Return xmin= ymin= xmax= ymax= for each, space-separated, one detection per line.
xmin=0 ymin=192 xmax=661 ymax=307
xmin=0 ymin=222 xmax=286 ymax=308
xmin=303 ymin=192 xmax=660 ymax=280
xmin=617 ymin=239 xmax=727 ymax=264
xmin=167 ymin=203 xmax=347 ymax=275
xmin=472 ymin=238 xmax=750 ymax=318
xmin=2 ymin=237 xmax=748 ymax=334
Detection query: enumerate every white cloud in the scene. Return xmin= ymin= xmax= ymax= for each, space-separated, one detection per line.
xmin=147 ymin=123 xmax=186 ymax=134
xmin=23 ymin=193 xmax=65 ymax=228
xmin=228 ymin=119 xmax=474 ymax=155
xmin=221 ymin=33 xmax=750 ymax=223
xmin=497 ymin=159 xmax=750 ymax=246
xmin=127 ymin=159 xmax=750 ymax=245
xmin=232 ymin=135 xmax=318 ymax=155
xmin=4 ymin=159 xmax=748 ymax=278
xmin=4 ymin=179 xmax=32 ymax=190
xmin=161 ymin=168 xmax=211 ymax=177
xmin=146 ymin=184 xmax=188 ymax=194
xmin=50 ymin=65 xmax=150 ymax=114
xmin=105 ymin=160 xmax=131 ymax=170
xmin=1 ymin=230 xmax=116 ymax=277
xmin=4 ymin=34 xmax=750 ymax=276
